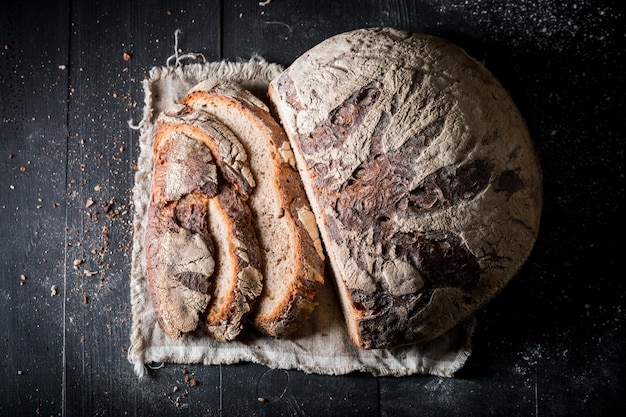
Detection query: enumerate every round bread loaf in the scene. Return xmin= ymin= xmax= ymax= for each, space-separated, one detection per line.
xmin=269 ymin=27 xmax=542 ymax=349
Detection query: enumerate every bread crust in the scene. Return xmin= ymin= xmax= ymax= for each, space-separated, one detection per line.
xmin=204 ymin=185 xmax=263 ymax=341
xmin=182 ymin=80 xmax=325 ymax=337
xmin=145 ymin=128 xmax=216 ymax=340
xmin=145 ymin=103 xmax=262 ymax=341
xmin=269 ymin=28 xmax=542 ymax=348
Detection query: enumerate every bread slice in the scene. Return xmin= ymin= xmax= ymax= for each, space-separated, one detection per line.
xmin=204 ymin=185 xmax=263 ymax=341
xmin=268 ymin=28 xmax=542 ymax=349
xmin=182 ymin=80 xmax=325 ymax=337
xmin=145 ymin=103 xmax=263 ymax=341
xmin=145 ymin=128 xmax=217 ymax=340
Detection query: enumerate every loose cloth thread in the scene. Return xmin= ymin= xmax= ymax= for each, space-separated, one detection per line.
xmin=127 ymin=55 xmax=475 ymax=378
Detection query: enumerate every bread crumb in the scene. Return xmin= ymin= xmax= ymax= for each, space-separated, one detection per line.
xmin=123 ymin=52 xmax=132 ymax=61
xmin=19 ymin=274 xmax=26 ymax=285
xmin=259 ymin=0 xmax=272 ymax=5
xmin=258 ymin=397 xmax=267 ymax=403
xmin=50 ymin=285 xmax=58 ymax=296
xmin=85 ymin=198 xmax=94 ymax=208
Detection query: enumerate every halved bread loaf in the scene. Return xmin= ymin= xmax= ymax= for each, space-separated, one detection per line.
xmin=145 ymin=103 xmax=263 ymax=341
xmin=182 ymin=80 xmax=325 ymax=337
xmin=269 ymin=28 xmax=542 ymax=349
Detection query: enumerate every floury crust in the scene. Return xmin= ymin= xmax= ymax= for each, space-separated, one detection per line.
xmin=269 ymin=28 xmax=542 ymax=349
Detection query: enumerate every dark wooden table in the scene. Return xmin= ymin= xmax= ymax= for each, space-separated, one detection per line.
xmin=1 ymin=1 xmax=624 ymax=416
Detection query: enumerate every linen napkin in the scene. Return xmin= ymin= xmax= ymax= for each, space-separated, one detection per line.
xmin=127 ymin=58 xmax=474 ymax=378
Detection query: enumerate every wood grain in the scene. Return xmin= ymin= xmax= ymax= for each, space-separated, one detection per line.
xmin=0 ymin=2 xmax=70 ymax=416
xmin=0 ymin=0 xmax=624 ymax=416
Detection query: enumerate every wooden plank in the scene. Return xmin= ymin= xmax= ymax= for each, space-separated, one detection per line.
xmin=220 ymin=363 xmax=380 ymax=416
xmin=220 ymin=0 xmax=470 ymax=66
xmin=61 ymin=1 xmax=223 ymax=415
xmin=222 ymin=0 xmax=394 ymax=65
xmin=0 ymin=1 xmax=70 ymax=416
xmin=128 ymin=0 xmax=224 ymax=69
xmin=61 ymin=1 xmax=137 ymax=413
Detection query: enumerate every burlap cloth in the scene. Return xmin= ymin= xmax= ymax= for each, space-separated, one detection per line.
xmin=127 ymin=58 xmax=475 ymax=378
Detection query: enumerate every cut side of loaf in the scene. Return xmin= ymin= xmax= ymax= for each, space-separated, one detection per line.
xmin=145 ymin=103 xmax=263 ymax=341
xmin=269 ymin=28 xmax=543 ymax=349
xmin=204 ymin=185 xmax=263 ymax=341
xmin=182 ymin=79 xmax=325 ymax=337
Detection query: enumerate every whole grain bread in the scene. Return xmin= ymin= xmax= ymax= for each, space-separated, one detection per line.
xmin=269 ymin=28 xmax=542 ymax=349
xmin=182 ymin=80 xmax=325 ymax=337
xmin=145 ymin=103 xmax=263 ymax=341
